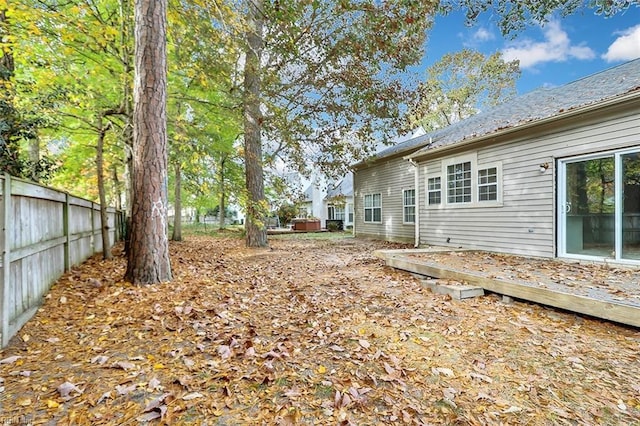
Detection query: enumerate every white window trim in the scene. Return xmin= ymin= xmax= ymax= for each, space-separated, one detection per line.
xmin=425 ymin=153 xmax=503 ymax=209
xmin=402 ymin=188 xmax=416 ymax=224
xmin=426 ymin=175 xmax=442 ymax=207
xmin=363 ymin=193 xmax=382 ymax=223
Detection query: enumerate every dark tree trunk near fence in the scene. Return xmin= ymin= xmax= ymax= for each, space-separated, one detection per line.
xmin=172 ymin=161 xmax=182 ymax=241
xmin=96 ymin=114 xmax=113 ymax=260
xmin=125 ymin=0 xmax=172 ymax=284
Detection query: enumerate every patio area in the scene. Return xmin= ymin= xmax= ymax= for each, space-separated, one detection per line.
xmin=374 ymin=247 xmax=640 ymax=328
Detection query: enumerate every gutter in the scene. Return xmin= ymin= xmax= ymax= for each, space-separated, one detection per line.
xmin=408 ymin=158 xmax=419 ymax=248
xmin=405 ymin=90 xmax=640 ymax=162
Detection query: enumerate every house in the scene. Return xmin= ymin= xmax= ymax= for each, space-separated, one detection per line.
xmin=352 ymin=134 xmax=426 ymax=243
xmin=324 ymin=173 xmax=354 ymax=229
xmin=299 ymin=172 xmax=354 ymax=229
xmin=353 ymin=58 xmax=640 ymax=264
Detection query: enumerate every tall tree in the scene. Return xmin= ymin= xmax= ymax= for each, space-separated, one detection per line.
xmin=242 ymin=0 xmax=266 ymax=246
xmin=238 ymin=1 xmax=438 ymax=247
xmin=165 ymin=0 xmax=241 ymax=240
xmin=124 ymin=0 xmax=171 ymax=284
xmin=406 ymin=49 xmax=520 ymax=132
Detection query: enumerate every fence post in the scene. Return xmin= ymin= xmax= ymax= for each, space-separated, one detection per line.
xmin=63 ymin=193 xmax=70 ymax=271
xmin=1 ymin=174 xmax=11 ymax=347
xmin=90 ymin=202 xmax=96 ymax=255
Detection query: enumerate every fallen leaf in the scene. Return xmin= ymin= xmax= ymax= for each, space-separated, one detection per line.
xmin=0 ymin=355 xmax=21 ymax=364
xmin=115 ymin=384 xmax=136 ymax=395
xmin=112 ymin=361 xmax=136 ymax=370
xmin=17 ymin=397 xmax=31 ymax=406
xmin=218 ymin=345 xmax=232 ymax=359
xmin=96 ymin=391 xmax=112 ymax=404
xmin=91 ymin=355 xmax=109 ymax=365
xmin=137 ymin=411 xmax=161 ymax=422
xmin=432 ymin=367 xmax=455 ymax=377
xmin=182 ymin=392 xmax=204 ymax=401
xmin=148 ymin=377 xmax=163 ymax=391
xmin=57 ymin=381 xmax=83 ymax=399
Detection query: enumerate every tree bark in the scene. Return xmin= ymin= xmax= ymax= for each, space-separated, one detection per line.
xmin=125 ymin=0 xmax=172 ymax=284
xmin=172 ymin=161 xmax=182 ymax=241
xmin=96 ymin=114 xmax=113 ymax=260
xmin=28 ymin=138 xmax=39 ymax=182
xmin=111 ymin=163 xmax=122 ymax=211
xmin=218 ymin=155 xmax=226 ymax=230
xmin=120 ymin=0 xmax=134 ymax=254
xmin=243 ymin=0 xmax=267 ymax=247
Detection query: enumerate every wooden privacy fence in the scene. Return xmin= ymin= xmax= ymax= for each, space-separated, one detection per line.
xmin=0 ymin=174 xmax=124 ymax=347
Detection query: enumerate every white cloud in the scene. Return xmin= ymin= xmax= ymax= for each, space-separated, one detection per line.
xmin=602 ymin=24 xmax=640 ymax=62
xmin=501 ymin=20 xmax=596 ymax=69
xmin=473 ymin=27 xmax=495 ymax=43
xmin=461 ymin=27 xmax=495 ymax=48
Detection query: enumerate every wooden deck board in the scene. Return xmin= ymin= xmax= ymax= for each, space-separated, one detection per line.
xmin=377 ymin=252 xmax=640 ymax=328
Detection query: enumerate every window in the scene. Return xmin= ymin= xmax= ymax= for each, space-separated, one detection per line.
xmin=347 ymin=204 xmax=354 ymax=223
xmin=403 ymin=189 xmax=415 ymax=223
xmin=478 ymin=167 xmax=498 ymax=201
xmin=427 ymin=177 xmax=441 ymax=205
xmin=328 ymin=205 xmax=345 ymax=220
xmin=364 ymin=193 xmax=381 ymax=222
xmin=447 ymin=161 xmax=472 ymax=203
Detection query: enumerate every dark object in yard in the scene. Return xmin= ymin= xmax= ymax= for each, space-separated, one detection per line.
xmin=326 ymin=219 xmax=344 ymax=231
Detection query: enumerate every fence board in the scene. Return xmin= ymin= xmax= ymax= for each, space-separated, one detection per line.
xmin=0 ymin=174 xmax=123 ymax=347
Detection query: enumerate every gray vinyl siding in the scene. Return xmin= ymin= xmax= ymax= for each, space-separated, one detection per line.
xmin=419 ymin=103 xmax=640 ymax=258
xmin=354 ymin=156 xmax=416 ymax=243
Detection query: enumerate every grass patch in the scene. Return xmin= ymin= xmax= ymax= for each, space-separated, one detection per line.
xmin=176 ymin=223 xmax=245 ymax=238
xmin=270 ymin=231 xmax=354 ymax=241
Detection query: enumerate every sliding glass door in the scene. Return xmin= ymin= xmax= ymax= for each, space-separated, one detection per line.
xmin=559 ymin=149 xmax=640 ymax=263
xmin=621 ymin=152 xmax=640 ymax=260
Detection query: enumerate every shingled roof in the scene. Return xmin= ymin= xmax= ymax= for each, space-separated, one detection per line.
xmin=325 ymin=173 xmax=353 ymax=199
xmin=363 ymin=58 xmax=640 ymax=165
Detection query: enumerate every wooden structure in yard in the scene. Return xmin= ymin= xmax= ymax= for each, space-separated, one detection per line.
xmin=375 ymin=248 xmax=640 ymax=328
xmin=0 ymin=174 xmax=124 ymax=347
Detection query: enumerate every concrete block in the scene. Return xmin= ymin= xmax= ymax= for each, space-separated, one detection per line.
xmin=421 ymin=280 xmax=484 ymax=300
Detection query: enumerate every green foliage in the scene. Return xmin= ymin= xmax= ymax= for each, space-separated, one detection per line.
xmin=276 ymin=203 xmax=297 ymax=226
xmin=406 ymin=49 xmax=520 ymax=132
xmin=253 ymin=0 xmax=440 ymax=177
xmin=439 ymin=0 xmax=638 ymax=36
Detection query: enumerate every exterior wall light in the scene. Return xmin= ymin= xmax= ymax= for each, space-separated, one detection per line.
xmin=539 ymin=162 xmax=550 ymax=173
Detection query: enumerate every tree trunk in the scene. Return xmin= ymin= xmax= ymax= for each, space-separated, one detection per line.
xmin=28 ymin=138 xmax=39 ymax=182
xmin=218 ymin=155 xmax=226 ymax=230
xmin=120 ymin=0 xmax=134 ymax=254
xmin=96 ymin=115 xmax=113 ymax=260
xmin=0 ymin=7 xmax=21 ymax=177
xmin=125 ymin=0 xmax=172 ymax=284
xmin=243 ymin=0 xmax=267 ymax=247
xmin=172 ymin=161 xmax=182 ymax=241
xmin=111 ymin=163 xmax=122 ymax=211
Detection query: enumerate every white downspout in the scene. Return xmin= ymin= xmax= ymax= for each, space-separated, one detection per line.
xmin=408 ymin=158 xmax=419 ymax=248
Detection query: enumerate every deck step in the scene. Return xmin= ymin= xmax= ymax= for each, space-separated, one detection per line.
xmin=421 ymin=279 xmax=485 ymax=300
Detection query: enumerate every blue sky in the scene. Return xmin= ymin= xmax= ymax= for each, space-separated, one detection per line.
xmin=422 ymin=7 xmax=640 ymax=94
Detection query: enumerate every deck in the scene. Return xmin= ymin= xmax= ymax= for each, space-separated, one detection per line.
xmin=374 ymin=248 xmax=640 ymax=328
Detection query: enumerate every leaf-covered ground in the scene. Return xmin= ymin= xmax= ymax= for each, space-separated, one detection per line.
xmin=1 ymin=234 xmax=639 ymax=425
